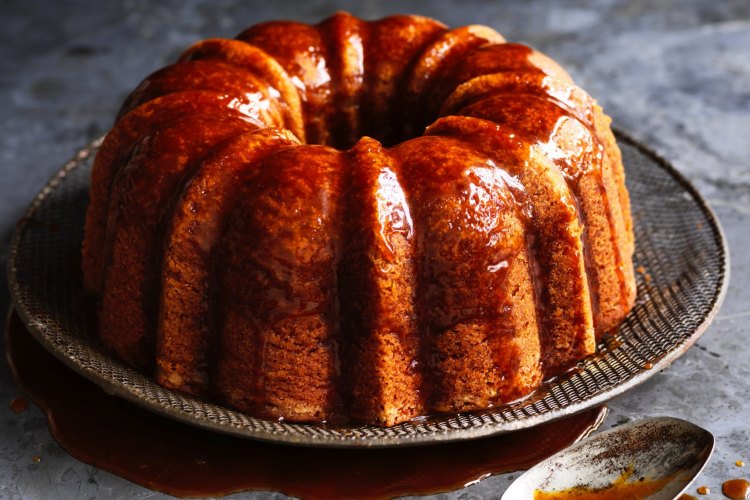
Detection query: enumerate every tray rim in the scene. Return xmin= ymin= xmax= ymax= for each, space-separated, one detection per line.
xmin=6 ymin=128 xmax=730 ymax=448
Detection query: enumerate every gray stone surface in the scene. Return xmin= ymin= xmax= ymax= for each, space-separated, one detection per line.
xmin=1 ymin=0 xmax=748 ymax=498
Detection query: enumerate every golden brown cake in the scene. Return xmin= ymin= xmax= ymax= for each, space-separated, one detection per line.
xmin=82 ymin=12 xmax=636 ymax=426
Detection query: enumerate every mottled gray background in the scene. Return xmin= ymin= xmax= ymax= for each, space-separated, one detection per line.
xmin=1 ymin=0 xmax=749 ymax=498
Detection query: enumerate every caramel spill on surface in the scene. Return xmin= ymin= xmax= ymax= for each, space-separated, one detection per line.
xmin=723 ymin=478 xmax=750 ymax=500
xmin=9 ymin=396 xmax=28 ymax=413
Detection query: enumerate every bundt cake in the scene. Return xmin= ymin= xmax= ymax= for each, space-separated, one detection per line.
xmin=82 ymin=12 xmax=636 ymax=426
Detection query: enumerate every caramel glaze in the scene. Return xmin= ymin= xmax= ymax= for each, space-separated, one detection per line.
xmin=358 ymin=15 xmax=447 ymax=146
xmin=156 ymin=128 xmax=300 ymax=396
xmin=214 ymin=146 xmax=347 ymax=421
xmin=534 ymin=467 xmax=689 ymax=500
xmin=402 ymin=25 xmax=506 ymax=137
xmin=5 ymin=309 xmax=607 ymax=499
xmin=82 ymin=12 xmax=636 ymax=426
xmin=454 ymin=94 xmax=602 ymax=330
xmin=425 ymin=117 xmax=593 ymax=374
xmin=117 ymin=60 xmax=286 ymax=128
xmin=340 ymin=138 xmax=424 ymax=423
xmin=455 ymin=93 xmax=621 ymax=337
xmin=535 ymin=479 xmax=674 ymax=500
xmin=179 ymin=39 xmax=306 ymax=142
xmin=99 ymin=113 xmax=260 ymax=369
xmin=237 ymin=20 xmax=334 ymax=146
xmin=395 ymin=136 xmax=541 ymax=411
xmin=439 ymin=65 xmax=631 ymax=336
xmin=317 ymin=13 xmax=367 ymax=149
xmin=82 ymin=90 xmax=266 ymax=294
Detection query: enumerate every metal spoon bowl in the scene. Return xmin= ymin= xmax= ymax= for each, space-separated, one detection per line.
xmin=502 ymin=416 xmax=714 ymax=500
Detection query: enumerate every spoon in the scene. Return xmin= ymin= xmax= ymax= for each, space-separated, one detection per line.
xmin=502 ymin=416 xmax=714 ymax=500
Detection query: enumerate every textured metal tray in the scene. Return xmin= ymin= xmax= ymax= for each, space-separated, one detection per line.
xmin=7 ymin=130 xmax=729 ymax=448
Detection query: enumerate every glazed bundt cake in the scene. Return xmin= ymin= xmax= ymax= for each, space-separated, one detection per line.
xmin=82 ymin=12 xmax=636 ymax=426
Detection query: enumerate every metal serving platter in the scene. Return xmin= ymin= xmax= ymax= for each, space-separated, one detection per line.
xmin=7 ymin=130 xmax=729 ymax=448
